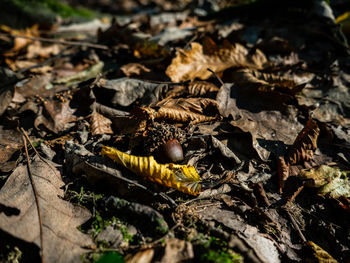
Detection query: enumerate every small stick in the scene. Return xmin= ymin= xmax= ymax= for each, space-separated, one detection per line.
xmin=207 ymin=68 xmax=224 ymax=87
xmin=21 ymin=133 xmax=45 ymax=263
xmin=0 ymin=32 xmax=108 ymax=50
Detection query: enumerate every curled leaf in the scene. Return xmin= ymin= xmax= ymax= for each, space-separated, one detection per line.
xmin=285 ymin=118 xmax=320 ymax=165
xmin=278 ymin=118 xmax=320 ymax=193
xmin=133 ymin=98 xmax=221 ymax=124
xmin=307 ymin=241 xmax=338 ymax=263
xmin=165 ymin=81 xmax=219 ymax=99
xmin=101 ymin=146 xmax=201 ymax=195
xmin=166 ymin=37 xmax=267 ymax=82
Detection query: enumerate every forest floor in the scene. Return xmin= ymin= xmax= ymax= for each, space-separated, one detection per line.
xmin=0 ymin=0 xmax=349 ymax=262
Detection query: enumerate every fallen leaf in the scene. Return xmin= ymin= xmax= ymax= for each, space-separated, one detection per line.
xmin=278 ymin=119 xmax=320 ymax=192
xmin=126 ymin=249 xmax=154 ymax=263
xmin=299 ymin=165 xmax=350 ymax=199
xmin=0 ymin=126 xmax=23 ymax=172
xmin=217 ymin=83 xmax=303 ymax=161
xmin=0 ymin=156 xmax=93 ymax=263
xmin=94 ymin=78 xmax=169 ymax=107
xmin=101 ymin=145 xmax=202 ymax=195
xmin=0 ymin=67 xmax=16 ymax=116
xmin=35 ymin=99 xmax=77 ymax=134
xmin=158 ymin=238 xmax=194 ymax=263
xmin=166 ymin=37 xmax=268 ymax=82
xmin=89 ymin=111 xmax=113 ymax=135
xmin=307 ymin=241 xmax=338 ymax=263
xmin=165 ymin=80 xmax=219 ymax=99
xmin=120 ymin=63 xmax=151 ymax=77
xmin=133 ymin=106 xmax=219 ymax=125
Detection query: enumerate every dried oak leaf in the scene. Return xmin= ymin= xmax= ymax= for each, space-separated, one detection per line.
xmin=0 ymin=156 xmax=93 ymax=263
xmin=89 ymin=111 xmax=113 ymax=135
xmin=166 ymin=37 xmax=268 ymax=82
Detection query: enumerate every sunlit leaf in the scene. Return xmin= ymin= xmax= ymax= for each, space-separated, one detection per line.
xmin=101 ymin=146 xmax=201 ymax=195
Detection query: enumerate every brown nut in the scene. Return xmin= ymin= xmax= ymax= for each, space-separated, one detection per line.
xmin=161 ymin=139 xmax=184 ymax=162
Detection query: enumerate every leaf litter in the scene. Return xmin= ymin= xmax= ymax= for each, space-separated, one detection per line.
xmin=0 ymin=1 xmax=350 ymax=262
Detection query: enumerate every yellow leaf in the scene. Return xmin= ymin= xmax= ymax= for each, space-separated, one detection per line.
xmin=307 ymin=241 xmax=338 ymax=263
xmin=101 ymin=146 xmax=201 ymax=195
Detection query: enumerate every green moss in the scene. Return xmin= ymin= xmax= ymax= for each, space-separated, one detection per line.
xmin=12 ymin=0 xmax=95 ymax=19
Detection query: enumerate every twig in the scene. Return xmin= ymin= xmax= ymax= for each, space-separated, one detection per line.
xmin=0 ymin=32 xmax=108 ymax=50
xmin=207 ymin=68 xmax=224 ymax=86
xmin=285 ymin=208 xmax=307 ymax=243
xmin=21 ymin=133 xmax=45 ymax=263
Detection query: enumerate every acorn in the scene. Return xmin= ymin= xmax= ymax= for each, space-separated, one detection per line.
xmin=161 ymin=139 xmax=184 ymax=163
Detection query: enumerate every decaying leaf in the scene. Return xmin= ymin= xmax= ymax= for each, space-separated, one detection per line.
xmin=299 ymin=165 xmax=350 ymax=199
xmin=307 ymin=241 xmax=338 ymax=263
xmin=101 ymin=145 xmax=201 ymax=195
xmin=278 ymin=118 xmax=320 ymax=193
xmin=228 ymin=69 xmax=305 ymax=94
xmin=126 ymin=249 xmax=154 ymax=263
xmin=133 ymin=106 xmax=219 ymax=124
xmin=166 ymin=37 xmax=268 ymax=82
xmin=0 ymin=126 xmax=23 ymax=172
xmin=120 ymin=63 xmax=151 ymax=77
xmin=0 ymin=156 xmax=93 ymax=263
xmin=165 ymin=80 xmax=219 ymax=99
xmin=132 ymin=97 xmax=221 ymax=124
xmin=94 ymin=78 xmax=169 ymax=107
xmin=34 ymin=99 xmax=77 ymax=134
xmin=89 ymin=111 xmax=113 ymax=135
xmin=156 ymin=97 xmax=220 ymax=115
xmin=285 ymin=118 xmax=320 ymax=165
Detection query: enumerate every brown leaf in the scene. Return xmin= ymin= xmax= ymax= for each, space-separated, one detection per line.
xmin=285 ymin=118 xmax=320 ymax=165
xmin=120 ymin=63 xmax=151 ymax=77
xmin=278 ymin=119 xmax=320 ymax=193
xmin=133 ymin=98 xmax=221 ymax=125
xmin=158 ymin=238 xmax=194 ymax=263
xmin=0 ymin=126 xmax=23 ymax=172
xmin=165 ymin=81 xmax=219 ymax=99
xmin=0 ymin=156 xmax=93 ymax=263
xmin=166 ymin=37 xmax=268 ymax=82
xmin=126 ymin=249 xmax=154 ymax=263
xmin=228 ymin=69 xmax=304 ymax=94
xmin=307 ymin=241 xmax=338 ymax=263
xmin=156 ymin=97 xmax=220 ymax=115
xmin=35 ymin=99 xmax=77 ymax=134
xmin=89 ymin=111 xmax=113 ymax=135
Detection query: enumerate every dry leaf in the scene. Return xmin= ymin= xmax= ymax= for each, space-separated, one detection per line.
xmin=133 ymin=106 xmax=219 ymax=124
xmin=307 ymin=241 xmax=338 ymax=263
xmin=120 ymin=63 xmax=151 ymax=77
xmin=132 ymin=97 xmax=221 ymax=124
xmin=165 ymin=81 xmax=219 ymax=99
xmin=156 ymin=97 xmax=220 ymax=115
xmin=126 ymin=249 xmax=154 ymax=263
xmin=89 ymin=111 xmax=113 ymax=135
xmin=278 ymin=118 xmax=320 ymax=193
xmin=0 ymin=156 xmax=93 ymax=263
xmin=0 ymin=126 xmax=23 ymax=172
xmin=35 ymin=99 xmax=77 ymax=134
xmin=285 ymin=118 xmax=320 ymax=165
xmin=101 ymin=146 xmax=202 ymax=195
xmin=166 ymin=37 xmax=267 ymax=82
xmin=228 ymin=69 xmax=304 ymax=94
xmin=158 ymin=238 xmax=194 ymax=263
